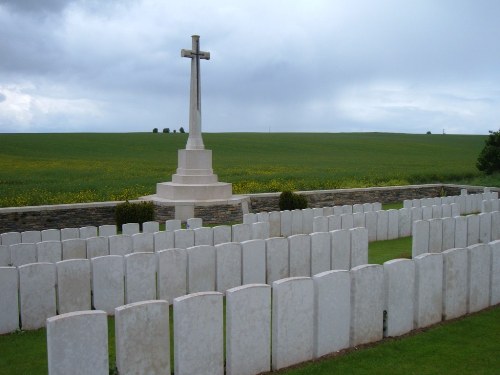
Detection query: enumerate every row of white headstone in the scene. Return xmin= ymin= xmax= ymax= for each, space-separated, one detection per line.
xmin=45 ymin=241 xmax=500 ymax=375
xmin=412 ymin=211 xmax=500 ymax=257
xmin=0 ymin=227 xmax=368 ymax=334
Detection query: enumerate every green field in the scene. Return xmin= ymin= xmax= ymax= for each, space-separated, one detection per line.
xmin=0 ymin=132 xmax=493 ymax=207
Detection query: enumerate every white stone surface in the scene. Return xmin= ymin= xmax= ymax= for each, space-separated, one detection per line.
xmin=124 ymin=252 xmax=157 ymax=304
xmin=350 ymin=264 xmax=384 ymax=346
xmin=383 ymin=259 xmax=415 ymax=336
xmin=79 ymin=226 xmax=97 ymax=239
xmin=174 ymin=229 xmax=195 ymax=249
xmin=47 ymin=311 xmax=108 ymax=375
xmin=19 ymin=262 xmax=56 ymax=330
xmin=493 ymin=212 xmax=500 ymax=241
xmin=428 ymin=219 xmax=443 ymax=252
xmin=21 ymin=230 xmax=41 ymax=244
xmin=165 ymin=219 xmax=182 ymax=231
xmin=353 ymin=212 xmax=365 ymax=229
xmin=243 ymin=213 xmax=257 ymax=224
xmin=313 ymin=216 xmax=329 ymax=233
xmin=341 ymin=204 xmax=352 ymax=214
xmin=272 ymin=277 xmax=314 ymax=371
xmin=312 ymin=207 xmax=324 ymax=217
xmin=132 ymin=233 xmax=154 ymax=253
xmin=41 ymin=229 xmax=61 ymax=241
xmin=363 ymin=203 xmax=373 ymax=212
xmin=232 ymin=223 xmax=251 ymax=243
xmin=195 ymin=227 xmax=214 ymax=245
xmin=414 ymin=253 xmax=443 ymax=328
xmin=187 ymin=245 xmax=216 ymax=293
xmin=350 ymin=227 xmax=368 ymax=268
xmin=323 ymin=206 xmax=334 ymax=216
xmin=291 ymin=209 xmax=303 ymax=235
xmin=213 ymin=225 xmax=232 ymax=245
xmin=442 ymin=204 xmax=452 ymax=218
xmin=398 ymin=208 xmax=412 ymax=237
xmin=0 ymin=245 xmax=10 ymax=266
xmin=174 ymin=292 xmax=224 ymax=375
xmin=340 ymin=213 xmax=354 ymax=230
xmin=491 ymin=240 xmax=500 ymax=305
xmin=109 ymin=234 xmax=133 ymax=256
xmin=1 ymin=232 xmax=21 ymax=246
xmin=288 ymin=234 xmax=311 ymax=277
xmin=431 ymin=205 xmax=442 ymax=219
xmin=266 ymin=237 xmax=289 ymax=283
xmin=86 ymin=236 xmax=109 ymax=259
xmin=98 ymin=225 xmax=116 ymax=237
xmin=412 ymin=220 xmax=429 ymax=258
xmin=153 ymin=230 xmax=175 ymax=251
xmin=442 ymin=248 xmax=468 ymax=320
xmin=411 ymin=206 xmax=423 ymax=223
xmin=467 ymin=214 xmax=480 ymax=246
xmin=328 ymin=214 xmax=342 ymax=231
xmin=142 ymin=221 xmax=160 ymax=233
xmin=387 ymin=209 xmax=399 ymax=240
xmin=157 ymin=248 xmax=187 ymax=303
xmin=454 ymin=216 xmax=468 ymax=248
xmin=479 ymin=212 xmax=492 ymax=243
xmin=57 ymin=259 xmax=91 ymax=314
xmin=280 ymin=210 xmax=292 ymax=237
xmin=226 ymin=284 xmax=271 ymax=375
xmin=62 ymin=238 xmax=86 ymax=260
xmin=365 ymin=211 xmax=378 ymax=242
xmin=376 ymin=210 xmax=389 ymax=241
xmin=333 ymin=206 xmax=343 ymax=216
xmin=422 ymin=206 xmax=433 ymax=221
xmin=91 ymin=255 xmax=125 ymax=314
xmin=10 ymin=243 xmax=37 ymax=267
xmin=257 ymin=211 xmax=270 ymax=223
xmin=310 ymin=232 xmax=331 ymax=276
xmin=313 ymin=270 xmax=350 ymax=357
xmin=115 ymin=300 xmax=170 ymax=375
xmin=331 ymin=229 xmax=351 ymax=270
xmin=252 ymin=222 xmax=270 ymax=240
xmin=353 ymin=204 xmax=364 ymax=213
xmin=187 ymin=217 xmax=203 ymax=229
xmin=373 ymin=202 xmax=382 ymax=211
xmin=451 ymin=202 xmax=460 ymax=217
xmin=411 ymin=199 xmax=421 ymax=208
xmin=0 ymin=267 xmax=19 ymax=334
xmin=467 ymin=243 xmax=491 ymax=313
xmin=122 ymin=223 xmax=140 ymax=235
xmin=37 ymin=241 xmax=62 ymax=263
xmin=442 ymin=217 xmax=455 ymax=251
xmin=241 ymin=239 xmax=266 ymax=284
xmin=215 ymin=242 xmax=242 ymax=293
xmin=269 ymin=211 xmax=281 ymax=237
xmin=61 ymin=227 xmax=79 ymax=241
xmin=302 ymin=208 xmax=314 ymax=234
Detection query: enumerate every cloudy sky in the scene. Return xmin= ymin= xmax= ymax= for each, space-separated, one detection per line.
xmin=0 ymin=0 xmax=499 ymax=134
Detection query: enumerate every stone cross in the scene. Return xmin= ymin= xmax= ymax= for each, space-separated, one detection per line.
xmin=181 ymin=35 xmax=210 ymax=150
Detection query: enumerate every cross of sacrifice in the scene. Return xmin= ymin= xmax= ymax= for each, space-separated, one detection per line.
xmin=181 ymin=35 xmax=210 ymax=150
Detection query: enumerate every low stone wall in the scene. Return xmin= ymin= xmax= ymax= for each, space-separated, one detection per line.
xmin=0 ymin=184 xmax=496 ymax=233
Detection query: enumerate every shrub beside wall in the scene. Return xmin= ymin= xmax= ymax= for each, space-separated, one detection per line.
xmin=115 ymin=201 xmax=154 ymax=230
xmin=279 ymin=191 xmax=308 ymax=211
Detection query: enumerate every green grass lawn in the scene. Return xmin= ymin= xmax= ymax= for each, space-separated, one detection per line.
xmin=0 ymin=132 xmax=493 ymax=207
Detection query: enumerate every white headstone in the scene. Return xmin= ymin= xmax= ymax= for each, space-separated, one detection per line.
xmin=403 ymin=200 xmax=412 ymax=209
xmin=252 ymin=221 xmax=270 ymax=240
xmin=157 ymin=248 xmax=187 ymax=303
xmin=215 ymin=242 xmax=242 ymax=293
xmin=310 ymin=232 xmax=331 ymax=276
xmin=467 ymin=243 xmax=491 ymax=313
xmin=108 ymin=234 xmax=133 ymax=256
xmin=288 ymin=234 xmax=311 ymax=277
xmin=376 ymin=210 xmax=389 ymax=241
xmin=10 ymin=243 xmax=37 ymax=267
xmin=383 ymin=259 xmax=415 ymax=336
xmin=243 ymin=213 xmax=257 ymax=224
xmin=431 ymin=205 xmax=442 ymax=219
xmin=291 ymin=209 xmax=303 ymax=235
xmin=373 ymin=202 xmax=382 ymax=211
xmin=428 ymin=218 xmax=443 ymax=252
xmin=479 ymin=212 xmax=492 ymax=244
xmin=490 ymin=240 xmax=500 ymax=305
xmin=62 ymin=238 xmax=86 ymax=260
xmin=313 ymin=270 xmax=350 ymax=357
xmin=231 ymin=224 xmax=252 ymax=243
xmin=363 ymin=203 xmax=373 ymax=212
xmin=442 ymin=204 xmax=452 ymax=218
xmin=442 ymin=217 xmax=455 ymax=251
xmin=302 ymin=208 xmax=314 ymax=234
xmin=493 ymin=211 xmax=500 ymax=241
xmin=331 ymin=229 xmax=350 ymax=270
xmin=79 ymin=226 xmax=97 ymax=239
xmin=132 ymin=233 xmax=154 ymax=253
xmin=323 ymin=206 xmax=334 ymax=216
xmin=333 ymin=206 xmax=343 ymax=216
xmin=86 ymin=236 xmax=109 ymax=259
xmin=353 ymin=212 xmax=365 ymax=229
xmin=153 ymin=230 xmax=174 ymax=251
xmin=268 ymin=211 xmax=281 ymax=237
xmin=213 ymin=225 xmax=232 ymax=245
xmin=350 ymin=227 xmax=368 ymax=268
xmin=280 ymin=210 xmax=292 ymax=237
xmin=0 ymin=245 xmax=10 ymax=266
xmin=350 ymin=264 xmax=384 ymax=346
xmin=313 ymin=216 xmax=329 ymax=233
xmin=412 ymin=220 xmax=429 ymax=258
xmin=312 ymin=207 xmax=324 ymax=217
xmin=61 ymin=227 xmax=79 ymax=240
xmin=365 ymin=211 xmax=378 ymax=242
xmin=257 ymin=211 xmax=270 ymax=223
xmin=37 ymin=241 xmax=62 ymax=264
xmin=194 ymin=227 xmax=214 ymax=245
xmin=226 ymin=284 xmax=271 ymax=375
xmin=442 ymin=248 xmax=468 ymax=320
xmin=1 ymin=232 xmax=21 ymax=246
xmin=466 ymin=214 xmax=480 ymax=246
xmin=187 ymin=245 xmax=216 ymax=293
xmin=115 ymin=300 xmax=170 ymax=375
xmin=47 ymin=310 xmax=108 ymax=375
xmin=124 ymin=252 xmax=157 ymax=304
xmin=451 ymin=202 xmax=460 ymax=217
xmin=454 ymin=216 xmax=468 ymax=248
xmin=0 ymin=267 xmax=19 ymax=334
xmin=241 ymin=239 xmax=266 ymax=284
xmin=187 ymin=217 xmax=203 ymax=229
xmin=140 ymin=221 xmax=158 ymax=233
xmin=272 ymin=277 xmax=314 ymax=371
xmin=174 ymin=229 xmax=195 ymax=249
xmin=41 ymin=229 xmax=60 ymax=242
xmin=122 ymin=222 xmax=140 ymax=235
xmin=21 ymin=230 xmax=41 ymax=244
xmin=411 ymin=206 xmax=423 ymax=223
xmin=98 ymin=224 xmax=117 ymax=237
xmin=328 ymin=214 xmax=342 ymax=232
xmin=91 ymin=255 xmax=125 ymax=314
xmin=414 ymin=253 xmax=443 ymax=328
xmin=398 ymin=208 xmax=412 ymax=237
xmin=341 ymin=213 xmax=354 ymax=230
xmin=165 ymin=219 xmax=182 ymax=231
xmin=56 ymin=259 xmax=91 ymax=314
xmin=265 ymin=237 xmax=289 ymax=283
xmin=174 ymin=292 xmax=223 ymax=375
xmin=387 ymin=209 xmax=399 ymax=240
xmin=19 ymin=262 xmax=56 ymax=330
xmin=353 ymin=204 xmax=364 ymax=213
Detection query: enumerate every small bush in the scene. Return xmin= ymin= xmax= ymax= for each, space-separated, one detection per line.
xmin=426 ymin=131 xmax=431 ymax=135
xmin=477 ymin=129 xmax=500 ymax=174
xmin=179 ymin=127 xmax=185 ymax=133
xmin=152 ymin=128 xmax=158 ymax=133
xmin=115 ymin=201 xmax=154 ymax=230
xmin=163 ymin=128 xmax=170 ymax=133
xmin=279 ymin=190 xmax=308 ymax=210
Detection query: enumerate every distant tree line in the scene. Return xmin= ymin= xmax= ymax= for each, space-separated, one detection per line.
xmin=152 ymin=127 xmax=185 ymax=134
